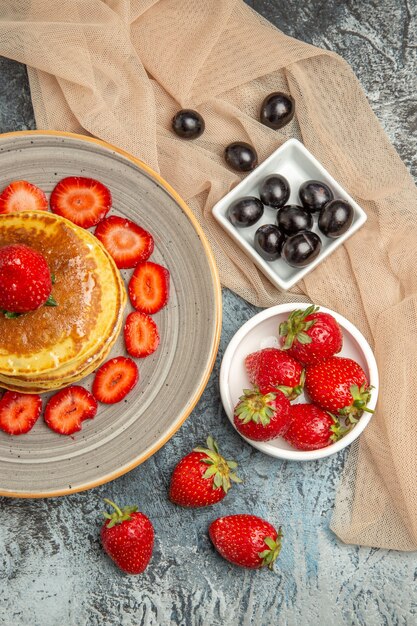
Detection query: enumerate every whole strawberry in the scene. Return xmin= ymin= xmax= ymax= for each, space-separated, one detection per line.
xmin=234 ymin=388 xmax=291 ymax=441
xmin=279 ymin=305 xmax=342 ymax=365
xmin=101 ymin=499 xmax=154 ymax=575
xmin=245 ymin=348 xmax=304 ymax=399
xmin=209 ymin=514 xmax=283 ymax=569
xmin=169 ymin=436 xmax=242 ymax=508
xmin=0 ymin=244 xmax=53 ymax=314
xmin=305 ymin=356 xmax=373 ymax=422
xmin=284 ymin=403 xmax=348 ymax=450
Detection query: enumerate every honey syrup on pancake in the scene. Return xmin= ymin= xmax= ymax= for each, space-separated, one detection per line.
xmin=0 ymin=219 xmax=101 ymax=356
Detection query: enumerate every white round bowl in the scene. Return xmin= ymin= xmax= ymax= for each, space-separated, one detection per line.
xmin=220 ymin=303 xmax=379 ymax=461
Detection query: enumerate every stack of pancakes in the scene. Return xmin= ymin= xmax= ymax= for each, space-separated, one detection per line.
xmin=0 ymin=211 xmax=126 ymax=393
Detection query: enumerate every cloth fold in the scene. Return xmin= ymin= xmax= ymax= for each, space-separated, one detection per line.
xmin=1 ymin=0 xmax=417 ymax=551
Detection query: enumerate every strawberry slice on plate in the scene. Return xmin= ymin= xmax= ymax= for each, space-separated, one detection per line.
xmin=50 ymin=176 xmax=111 ymax=228
xmin=44 ymin=386 xmax=98 ymax=435
xmin=0 ymin=391 xmax=42 ymax=435
xmin=124 ymin=311 xmax=160 ymax=358
xmin=128 ymin=261 xmax=170 ymax=314
xmin=94 ymin=216 xmax=154 ymax=269
xmin=92 ymin=357 xmax=139 ymax=404
xmin=0 ymin=180 xmax=48 ymax=214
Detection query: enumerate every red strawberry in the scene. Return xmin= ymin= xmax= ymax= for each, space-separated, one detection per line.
xmin=305 ymin=356 xmax=373 ymax=422
xmin=0 ymin=180 xmax=48 ymax=214
xmin=0 ymin=244 xmax=53 ymax=314
xmin=169 ymin=435 xmax=241 ymax=508
xmin=92 ymin=356 xmax=139 ymax=404
xmin=283 ymin=403 xmax=348 ymax=450
xmin=128 ymin=261 xmax=170 ymax=314
xmin=94 ymin=216 xmax=154 ymax=269
xmin=50 ymin=176 xmax=111 ymax=228
xmin=124 ymin=311 xmax=160 ymax=358
xmin=245 ymin=348 xmax=304 ymax=399
xmin=101 ymin=499 xmax=154 ymax=574
xmin=209 ymin=514 xmax=282 ymax=570
xmin=44 ymin=385 xmax=97 ymax=435
xmin=0 ymin=391 xmax=42 ymax=435
xmin=279 ymin=305 xmax=343 ymax=365
xmin=233 ymin=388 xmax=291 ymax=442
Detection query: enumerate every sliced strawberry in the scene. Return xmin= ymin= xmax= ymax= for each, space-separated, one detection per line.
xmin=44 ymin=385 xmax=98 ymax=435
xmin=0 ymin=180 xmax=48 ymax=214
xmin=124 ymin=312 xmax=160 ymax=358
xmin=0 ymin=391 xmax=42 ymax=435
xmin=92 ymin=357 xmax=139 ymax=404
xmin=94 ymin=216 xmax=154 ymax=269
xmin=128 ymin=262 xmax=170 ymax=314
xmin=50 ymin=176 xmax=111 ymax=228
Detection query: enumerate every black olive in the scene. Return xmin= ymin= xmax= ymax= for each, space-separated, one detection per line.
xmin=172 ymin=109 xmax=205 ymax=139
xmin=299 ymin=180 xmax=333 ymax=214
xmin=224 ymin=142 xmax=258 ymax=172
xmin=277 ymin=205 xmax=313 ymax=236
xmin=259 ymin=174 xmax=290 ymax=208
xmin=282 ymin=231 xmax=322 ymax=268
xmin=318 ymin=199 xmax=354 ymax=238
xmin=260 ymin=93 xmax=295 ymax=130
xmin=227 ymin=196 xmax=264 ymax=227
xmin=254 ymin=224 xmax=286 ymax=261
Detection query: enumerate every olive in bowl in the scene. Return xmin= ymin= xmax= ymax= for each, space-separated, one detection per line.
xmin=227 ymin=196 xmax=264 ymax=227
xmin=254 ymin=224 xmax=286 ymax=261
xmin=277 ymin=205 xmax=313 ymax=236
xmin=282 ymin=231 xmax=322 ymax=267
xmin=318 ymin=199 xmax=354 ymax=238
xmin=299 ymin=180 xmax=333 ymax=214
xmin=259 ymin=174 xmax=290 ymax=208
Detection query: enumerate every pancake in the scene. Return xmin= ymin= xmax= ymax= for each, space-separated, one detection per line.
xmin=0 ymin=211 xmax=126 ymax=393
xmin=0 ymin=211 xmax=125 ymax=380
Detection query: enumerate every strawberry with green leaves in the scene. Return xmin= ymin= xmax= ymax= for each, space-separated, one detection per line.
xmin=283 ymin=403 xmax=349 ymax=450
xmin=305 ymin=356 xmax=373 ymax=422
xmin=101 ymin=499 xmax=154 ymax=575
xmin=279 ymin=304 xmax=343 ymax=365
xmin=245 ymin=347 xmax=304 ymax=399
xmin=209 ymin=514 xmax=283 ymax=570
xmin=234 ymin=388 xmax=291 ymax=441
xmin=169 ymin=436 xmax=242 ymax=508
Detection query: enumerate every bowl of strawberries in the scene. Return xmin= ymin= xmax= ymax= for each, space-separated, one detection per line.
xmin=220 ymin=303 xmax=378 ymax=460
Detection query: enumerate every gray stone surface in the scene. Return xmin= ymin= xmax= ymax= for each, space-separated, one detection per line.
xmin=1 ymin=2 xmax=417 ymax=625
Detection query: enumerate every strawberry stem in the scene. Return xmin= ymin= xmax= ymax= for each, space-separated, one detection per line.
xmin=279 ymin=305 xmax=318 ymax=350
xmin=194 ymin=436 xmax=242 ymax=493
xmin=102 ymin=498 xmax=138 ymax=528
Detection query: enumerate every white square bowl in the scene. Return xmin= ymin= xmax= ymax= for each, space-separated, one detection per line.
xmin=212 ymin=138 xmax=367 ymax=291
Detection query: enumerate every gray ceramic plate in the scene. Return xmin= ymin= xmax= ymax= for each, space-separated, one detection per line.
xmin=0 ymin=131 xmax=221 ymax=498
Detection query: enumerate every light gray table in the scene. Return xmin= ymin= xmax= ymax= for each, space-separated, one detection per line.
xmin=1 ymin=2 xmax=416 ymax=625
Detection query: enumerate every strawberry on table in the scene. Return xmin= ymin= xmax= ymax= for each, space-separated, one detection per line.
xmin=128 ymin=261 xmax=170 ymax=314
xmin=169 ymin=435 xmax=241 ymax=508
xmin=305 ymin=356 xmax=373 ymax=422
xmin=124 ymin=311 xmax=160 ymax=358
xmin=209 ymin=514 xmax=283 ymax=570
xmin=0 ymin=244 xmax=53 ymax=314
xmin=44 ymin=386 xmax=97 ymax=435
xmin=0 ymin=391 xmax=42 ymax=435
xmin=283 ymin=403 xmax=348 ymax=450
xmin=245 ymin=347 xmax=304 ymax=399
xmin=0 ymin=180 xmax=48 ymax=214
xmin=234 ymin=388 xmax=291 ymax=441
xmin=92 ymin=356 xmax=139 ymax=404
xmin=94 ymin=216 xmax=154 ymax=269
xmin=50 ymin=176 xmax=111 ymax=228
xmin=101 ymin=499 xmax=154 ymax=575
xmin=279 ymin=304 xmax=343 ymax=366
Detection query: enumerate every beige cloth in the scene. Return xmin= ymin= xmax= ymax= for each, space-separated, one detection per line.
xmin=1 ymin=0 xmax=417 ymax=551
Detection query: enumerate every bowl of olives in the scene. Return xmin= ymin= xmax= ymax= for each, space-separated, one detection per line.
xmin=212 ymin=138 xmax=367 ymax=290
